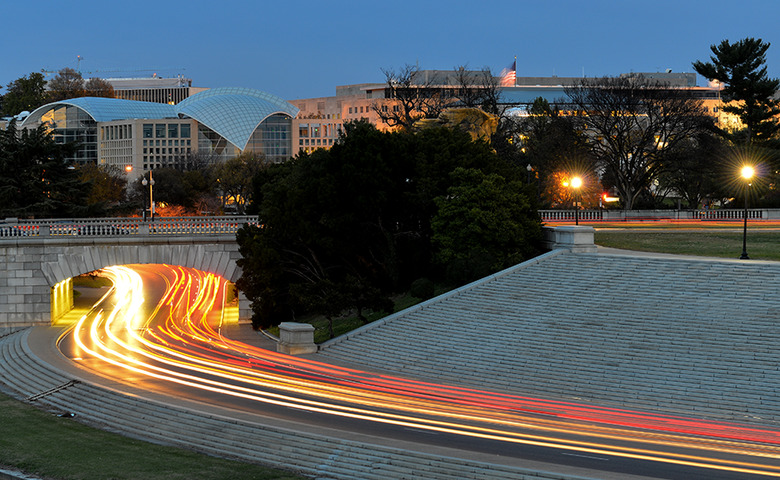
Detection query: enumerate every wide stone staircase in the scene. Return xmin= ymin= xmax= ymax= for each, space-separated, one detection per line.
xmin=0 ymin=327 xmax=598 ymax=480
xmin=319 ymin=249 xmax=780 ymax=425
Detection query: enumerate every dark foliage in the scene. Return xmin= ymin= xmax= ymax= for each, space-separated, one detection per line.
xmin=237 ymin=121 xmax=542 ymax=329
xmin=0 ymin=121 xmax=91 ymax=218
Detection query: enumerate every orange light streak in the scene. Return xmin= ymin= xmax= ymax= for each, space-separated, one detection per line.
xmin=61 ymin=264 xmax=780 ymax=477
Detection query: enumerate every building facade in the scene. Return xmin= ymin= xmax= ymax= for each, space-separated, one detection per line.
xmin=287 ymin=70 xmax=738 ymax=156
xmin=106 ymin=76 xmax=208 ymax=105
xmin=20 ymin=88 xmax=299 ymax=179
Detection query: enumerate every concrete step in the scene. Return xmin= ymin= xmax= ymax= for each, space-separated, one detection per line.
xmin=0 ymin=331 xmax=597 ymax=480
xmin=318 ymin=250 xmax=780 ymax=425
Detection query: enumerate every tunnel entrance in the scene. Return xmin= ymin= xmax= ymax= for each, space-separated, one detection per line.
xmin=50 ymin=265 xmax=241 ymax=328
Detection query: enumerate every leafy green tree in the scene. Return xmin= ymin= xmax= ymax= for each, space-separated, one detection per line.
xmin=432 ymin=168 xmax=541 ymax=283
xmin=237 ymin=121 xmax=541 ymax=330
xmin=2 ymin=72 xmax=47 ymax=116
xmin=0 ymin=121 xmax=89 ymax=218
xmin=693 ymin=37 xmax=780 ymax=142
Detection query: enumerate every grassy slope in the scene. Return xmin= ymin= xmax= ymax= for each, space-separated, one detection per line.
xmin=0 ymin=392 xmax=305 ymax=480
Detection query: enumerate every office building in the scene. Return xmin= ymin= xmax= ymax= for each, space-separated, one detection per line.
xmin=20 ymin=87 xmax=299 ymax=178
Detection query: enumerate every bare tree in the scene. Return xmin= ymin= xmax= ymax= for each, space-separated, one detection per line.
xmin=372 ymin=64 xmax=448 ymax=130
xmin=47 ymin=68 xmax=85 ymax=102
xmin=215 ymin=152 xmax=268 ymax=214
xmin=452 ymin=66 xmax=504 ymax=116
xmin=565 ymin=76 xmax=710 ymax=209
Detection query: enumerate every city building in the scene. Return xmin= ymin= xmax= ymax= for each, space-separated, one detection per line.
xmin=19 ymin=87 xmax=299 ymax=178
xmin=287 ymin=70 xmax=737 ymax=156
xmin=106 ymin=75 xmax=207 ymax=105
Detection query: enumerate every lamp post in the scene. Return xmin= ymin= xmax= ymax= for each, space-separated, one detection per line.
xmin=142 ymin=171 xmax=155 ymax=221
xmin=740 ymin=166 xmax=754 ymax=260
xmin=571 ymin=176 xmax=583 ymax=226
xmin=526 ymin=164 xmax=532 ymax=184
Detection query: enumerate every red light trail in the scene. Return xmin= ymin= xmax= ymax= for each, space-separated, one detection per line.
xmin=60 ymin=264 xmax=780 ymax=477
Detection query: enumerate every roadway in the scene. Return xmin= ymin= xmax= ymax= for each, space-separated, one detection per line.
xmin=54 ymin=264 xmax=780 ymax=479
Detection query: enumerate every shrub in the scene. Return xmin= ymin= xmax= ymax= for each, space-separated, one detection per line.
xmin=410 ymin=277 xmax=435 ymax=300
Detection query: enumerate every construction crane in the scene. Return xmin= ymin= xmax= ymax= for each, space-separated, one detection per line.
xmin=41 ymin=56 xmax=185 ymax=79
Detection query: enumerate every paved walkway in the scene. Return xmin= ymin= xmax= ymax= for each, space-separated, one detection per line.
xmin=318 ymin=248 xmax=780 ymax=426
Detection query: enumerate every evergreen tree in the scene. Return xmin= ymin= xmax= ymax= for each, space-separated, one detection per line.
xmin=0 ymin=121 xmax=89 ymax=218
xmin=2 ymin=72 xmax=48 ymax=116
xmin=693 ymin=37 xmax=780 ymax=142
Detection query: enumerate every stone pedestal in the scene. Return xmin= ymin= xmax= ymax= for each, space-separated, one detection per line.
xmin=277 ymin=322 xmax=317 ymax=355
xmin=552 ymin=225 xmax=598 ymax=253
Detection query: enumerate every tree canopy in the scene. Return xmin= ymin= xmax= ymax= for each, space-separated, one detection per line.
xmin=693 ymin=37 xmax=780 ymax=142
xmin=1 ymin=72 xmax=48 ymax=116
xmin=47 ymin=68 xmax=86 ymax=102
xmin=565 ymin=76 xmax=710 ymax=210
xmin=0 ymin=121 xmax=91 ymax=218
xmin=237 ymin=121 xmax=541 ymax=330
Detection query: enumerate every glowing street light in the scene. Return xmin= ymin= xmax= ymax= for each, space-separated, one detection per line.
xmin=571 ymin=176 xmax=583 ymax=225
xmin=740 ymin=166 xmax=754 ymax=260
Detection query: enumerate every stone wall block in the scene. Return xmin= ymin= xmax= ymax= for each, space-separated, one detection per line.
xmin=215 ymin=253 xmax=230 ymax=279
xmin=277 ymin=322 xmax=317 ymax=355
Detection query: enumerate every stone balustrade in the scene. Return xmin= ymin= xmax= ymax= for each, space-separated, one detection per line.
xmin=0 ymin=216 xmax=260 ymax=239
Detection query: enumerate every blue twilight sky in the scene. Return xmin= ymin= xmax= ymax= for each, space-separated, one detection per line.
xmin=2 ymin=0 xmax=779 ymax=101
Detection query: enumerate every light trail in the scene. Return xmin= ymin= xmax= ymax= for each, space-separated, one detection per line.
xmin=61 ymin=264 xmax=780 ymax=477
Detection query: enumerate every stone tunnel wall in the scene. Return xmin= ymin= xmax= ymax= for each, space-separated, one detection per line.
xmin=0 ymin=236 xmax=249 ymax=333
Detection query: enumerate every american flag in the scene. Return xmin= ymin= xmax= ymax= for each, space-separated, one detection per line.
xmin=500 ymin=59 xmax=516 ymax=87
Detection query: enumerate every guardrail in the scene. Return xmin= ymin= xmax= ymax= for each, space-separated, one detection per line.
xmin=0 ymin=216 xmax=260 ymax=239
xmin=1 ymin=209 xmax=773 ymax=240
xmin=540 ymin=208 xmax=770 ymax=222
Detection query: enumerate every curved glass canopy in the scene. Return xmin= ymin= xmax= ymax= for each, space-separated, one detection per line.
xmin=22 ymin=88 xmax=299 ymax=151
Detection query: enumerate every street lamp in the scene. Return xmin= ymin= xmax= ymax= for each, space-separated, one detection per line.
xmin=740 ymin=165 xmax=754 ymax=260
xmin=526 ymin=164 xmax=532 ymax=184
xmin=142 ymin=171 xmax=155 ymax=221
xmin=571 ymin=176 xmax=583 ymax=226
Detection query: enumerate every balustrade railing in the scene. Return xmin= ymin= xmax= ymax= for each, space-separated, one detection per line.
xmin=1 ymin=209 xmax=776 ymax=240
xmin=540 ymin=209 xmax=771 ymax=222
xmin=0 ymin=216 xmax=260 ymax=239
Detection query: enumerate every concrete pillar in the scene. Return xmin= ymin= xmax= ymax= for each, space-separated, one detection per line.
xmin=277 ymin=322 xmax=317 ymax=355
xmin=553 ymin=225 xmax=598 ymax=253
xmin=237 ymin=290 xmax=252 ymax=324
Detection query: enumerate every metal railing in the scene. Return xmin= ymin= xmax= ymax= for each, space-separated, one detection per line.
xmin=0 ymin=216 xmax=260 ymax=239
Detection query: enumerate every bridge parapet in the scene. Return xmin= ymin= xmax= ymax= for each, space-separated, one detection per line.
xmin=0 ymin=216 xmax=260 ymax=239
xmin=0 ymin=216 xmax=259 ymax=331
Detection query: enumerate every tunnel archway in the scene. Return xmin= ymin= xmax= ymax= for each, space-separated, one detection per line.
xmin=43 ymin=244 xmax=248 ymax=324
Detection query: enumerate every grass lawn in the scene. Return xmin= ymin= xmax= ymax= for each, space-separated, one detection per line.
xmin=0 ymin=392 xmax=305 ymax=480
xmin=594 ymin=229 xmax=780 ymax=261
